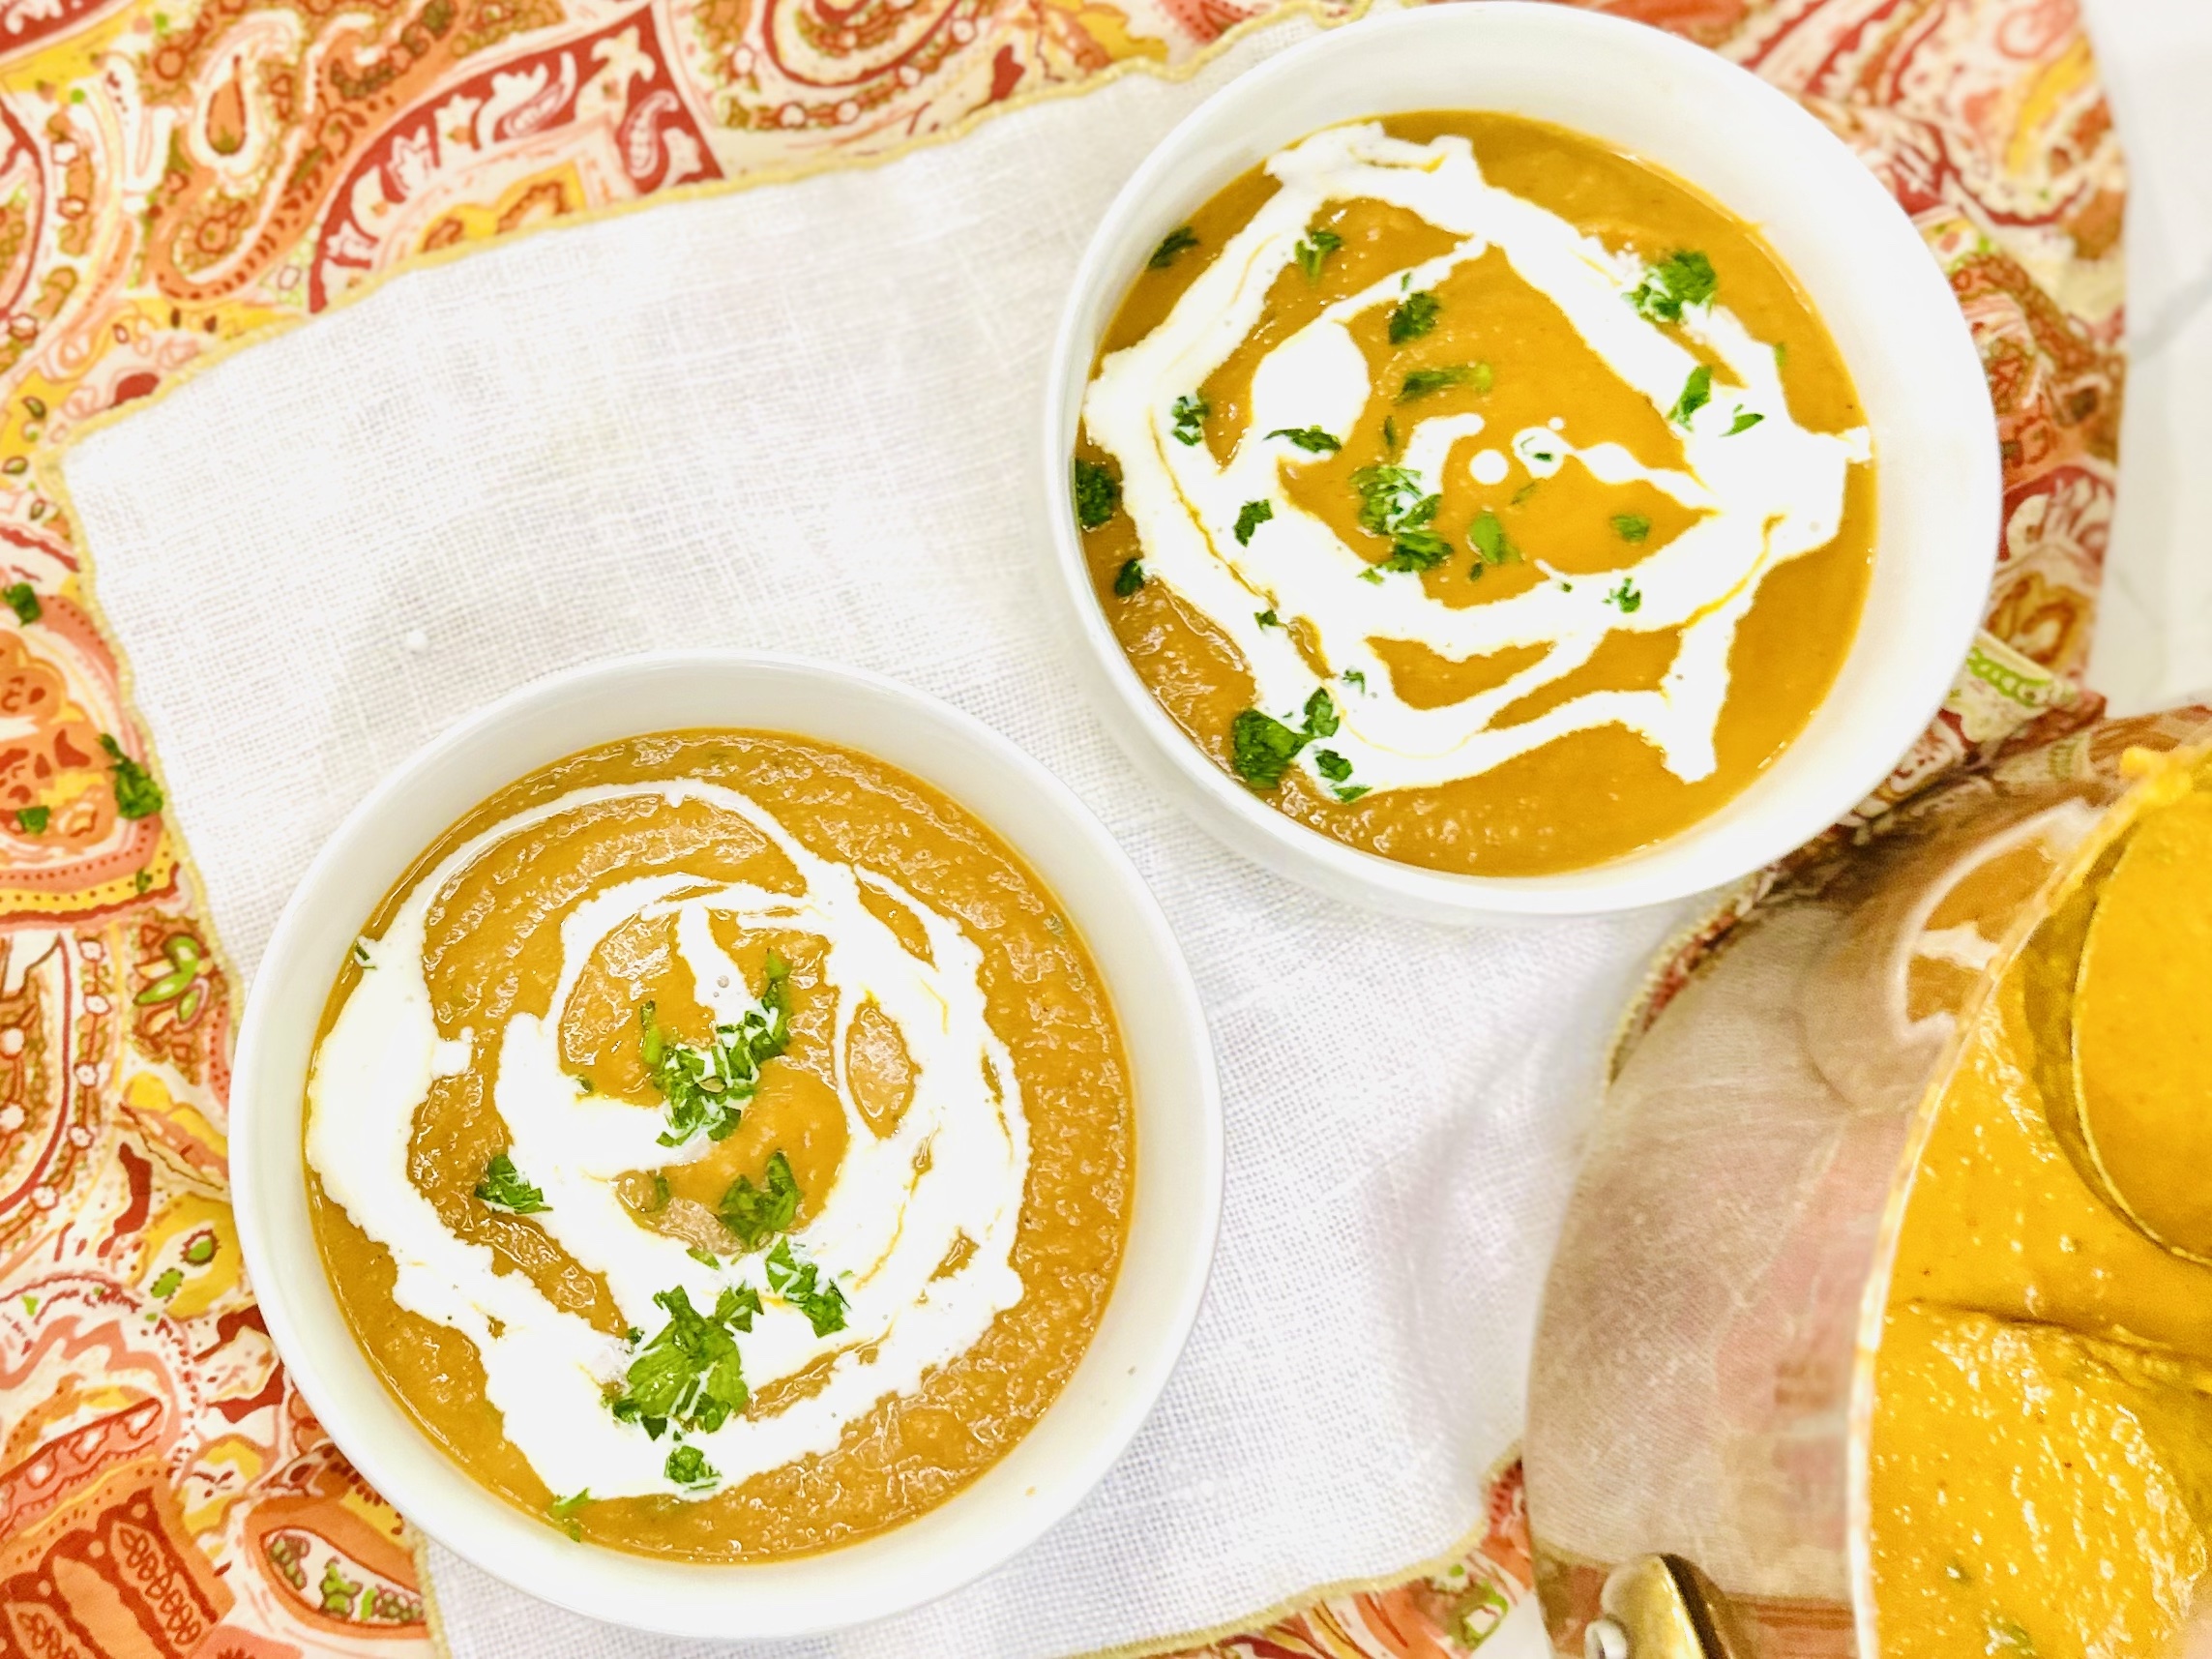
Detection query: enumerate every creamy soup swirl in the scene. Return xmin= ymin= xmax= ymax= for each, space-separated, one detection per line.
xmin=308 ymin=778 xmax=1029 ymax=1504
xmin=1082 ymin=121 xmax=1873 ymax=804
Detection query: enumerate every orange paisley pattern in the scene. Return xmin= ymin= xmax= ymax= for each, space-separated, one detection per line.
xmin=0 ymin=0 xmax=2125 ymax=1653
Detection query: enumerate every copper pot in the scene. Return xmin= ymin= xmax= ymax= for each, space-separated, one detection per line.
xmin=1525 ymin=708 xmax=2212 ymax=1659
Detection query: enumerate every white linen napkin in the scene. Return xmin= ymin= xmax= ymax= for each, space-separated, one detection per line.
xmin=62 ymin=22 xmax=1682 ymax=1655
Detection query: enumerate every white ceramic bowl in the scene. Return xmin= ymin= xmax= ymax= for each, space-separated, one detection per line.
xmin=1042 ymin=2 xmax=1998 ymax=922
xmin=231 ymin=652 xmax=1222 ymax=1638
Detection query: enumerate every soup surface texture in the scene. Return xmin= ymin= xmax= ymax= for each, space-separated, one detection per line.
xmin=1870 ymin=765 xmax=2212 ymax=1654
xmin=1076 ymin=112 xmax=1875 ymax=875
xmin=305 ymin=731 xmax=1133 ymax=1559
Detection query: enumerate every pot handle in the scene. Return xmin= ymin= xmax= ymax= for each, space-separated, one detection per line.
xmin=1581 ymin=1555 xmax=1750 ymax=1659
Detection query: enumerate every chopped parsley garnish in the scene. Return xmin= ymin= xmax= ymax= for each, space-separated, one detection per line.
xmin=1669 ymin=365 xmax=1714 ymax=427
xmin=1398 ymin=364 xmax=1490 ymax=402
xmin=1628 ymin=250 xmax=1718 ymax=324
xmin=1228 ymin=689 xmax=1339 ymax=790
xmin=664 ymin=1445 xmax=718 ymax=1488
xmin=100 ymin=734 xmax=162 ymax=820
xmin=1233 ymin=499 xmax=1274 ymax=546
xmin=639 ymin=952 xmax=791 ymax=1147
xmin=1342 ymin=668 xmax=1366 ymax=691
xmin=1511 ymin=481 xmax=1540 ymax=507
xmin=3 ymin=581 xmax=38 ymax=625
xmin=14 ymin=806 xmax=46 ymax=834
xmin=1381 ymin=417 xmax=1399 ymax=455
xmin=1148 ymin=224 xmax=1199 ymax=270
xmin=719 ymin=1150 xmax=801 ymax=1251
xmin=474 ymin=1151 xmax=548 ymax=1214
xmin=548 ymin=1489 xmax=591 ymax=1538
xmin=1726 ymin=411 xmax=1764 ymax=435
xmin=1607 ymin=578 xmax=1643 ymax=614
xmin=1113 ymin=558 xmax=1145 ymax=597
xmin=1350 ymin=464 xmax=1447 ymax=572
xmin=1468 ymin=511 xmax=1519 ymax=573
xmin=1170 ymin=393 xmax=1209 ymax=446
xmin=1611 ymin=513 xmax=1652 ymax=543
xmin=1351 ymin=464 xmax=1425 ymax=536
xmin=1073 ymin=458 xmax=1121 ymax=530
xmin=687 ymin=1246 xmax=722 ymax=1268
xmin=1388 ymin=291 xmax=1440 ymax=344
xmin=609 ymin=1285 xmax=761 ymax=1438
xmin=351 ymin=939 xmax=372 ymax=965
xmin=1293 ymin=226 xmax=1343 ymax=282
xmin=1313 ymin=750 xmax=1352 ymax=783
xmin=1254 ymin=608 xmax=1281 ymax=628
xmin=1267 ymin=427 xmax=1341 ymax=455
xmin=1382 ymin=526 xmax=1452 ymax=573
xmin=765 ymin=1238 xmax=848 ymax=1336
xmin=1335 ymin=786 xmax=1371 ymax=803
xmin=1230 ymin=712 xmax=1303 ymax=788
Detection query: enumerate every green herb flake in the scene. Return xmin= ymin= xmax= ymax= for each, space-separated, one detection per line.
xmin=1293 ymin=226 xmax=1343 ymax=282
xmin=1073 ymin=458 xmax=1121 ymax=530
xmin=609 ymin=1284 xmax=762 ymax=1438
xmin=548 ymin=1489 xmax=592 ymax=1537
xmin=475 ymin=1152 xmax=549 ymax=1215
xmin=1397 ymin=364 xmax=1490 ymax=402
xmin=1230 ymin=709 xmax=1304 ymax=789
xmin=719 ymin=1149 xmax=802 ymax=1251
xmin=1342 ymin=668 xmax=1366 ymax=691
xmin=1358 ymin=569 xmax=1384 ymax=585
xmin=3 ymin=581 xmax=39 ymax=625
xmin=1233 ymin=499 xmax=1274 ymax=546
xmin=1726 ymin=410 xmax=1765 ymax=435
xmin=1254 ymin=608 xmax=1281 ymax=629
xmin=1607 ymin=578 xmax=1643 ymax=614
xmin=1383 ymin=528 xmax=1452 ymax=572
xmin=1313 ymin=749 xmax=1353 ymax=784
xmin=1350 ymin=464 xmax=1425 ymax=537
xmin=100 ymin=734 xmax=162 ymax=820
xmin=1148 ymin=224 xmax=1199 ymax=270
xmin=1610 ymin=513 xmax=1652 ymax=543
xmin=1266 ymin=427 xmax=1341 ymax=455
xmin=1628 ymin=250 xmax=1718 ymax=324
xmin=1113 ymin=558 xmax=1145 ymax=598
xmin=640 ymin=952 xmax=792 ymax=1148
xmin=687 ymin=1246 xmax=721 ymax=1268
xmin=765 ymin=1238 xmax=849 ymax=1336
xmin=1381 ymin=417 xmax=1399 ymax=455
xmin=1170 ymin=393 xmax=1210 ymax=447
xmin=14 ymin=806 xmax=46 ymax=834
xmin=1334 ymin=785 xmax=1371 ymax=802
xmin=1468 ymin=511 xmax=1519 ymax=569
xmin=1669 ymin=365 xmax=1714 ymax=427
xmin=1388 ymin=291 xmax=1440 ymax=345
xmin=664 ymin=1445 xmax=718 ymax=1488
xmin=1302 ymin=688 xmax=1339 ymax=739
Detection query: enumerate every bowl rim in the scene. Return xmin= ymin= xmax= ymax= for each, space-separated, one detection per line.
xmin=1039 ymin=0 xmax=2000 ymax=921
xmin=230 ymin=647 xmax=1223 ymax=1637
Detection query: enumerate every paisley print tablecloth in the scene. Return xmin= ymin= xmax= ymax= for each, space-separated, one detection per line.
xmin=0 ymin=0 xmax=2123 ymax=1653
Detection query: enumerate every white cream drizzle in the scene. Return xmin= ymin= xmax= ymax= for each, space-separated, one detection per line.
xmin=1083 ymin=123 xmax=1873 ymax=795
xmin=307 ymin=780 xmax=1029 ymax=1502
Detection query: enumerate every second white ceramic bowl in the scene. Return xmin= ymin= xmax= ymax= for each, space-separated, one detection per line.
xmin=1043 ymin=2 xmax=1998 ymax=922
xmin=230 ymin=652 xmax=1221 ymax=1638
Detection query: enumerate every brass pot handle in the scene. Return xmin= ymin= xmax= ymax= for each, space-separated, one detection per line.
xmin=1582 ymin=1555 xmax=1747 ymax=1659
